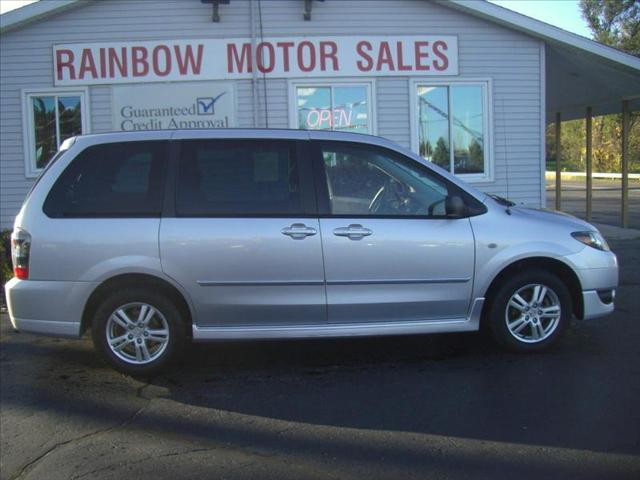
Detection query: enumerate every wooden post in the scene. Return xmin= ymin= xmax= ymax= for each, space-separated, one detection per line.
xmin=621 ymin=100 xmax=630 ymax=228
xmin=586 ymin=107 xmax=593 ymax=221
xmin=555 ymin=112 xmax=562 ymax=210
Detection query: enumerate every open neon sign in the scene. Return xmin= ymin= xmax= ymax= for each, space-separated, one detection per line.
xmin=306 ymin=108 xmax=354 ymax=129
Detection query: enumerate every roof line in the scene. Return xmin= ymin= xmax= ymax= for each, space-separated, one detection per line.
xmin=440 ymin=0 xmax=640 ymax=71
xmin=0 ymin=0 xmax=82 ymax=34
xmin=2 ymin=0 xmax=639 ymax=73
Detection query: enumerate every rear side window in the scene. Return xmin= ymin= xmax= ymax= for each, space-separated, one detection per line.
xmin=176 ymin=140 xmax=302 ymax=216
xmin=43 ymin=141 xmax=167 ymax=218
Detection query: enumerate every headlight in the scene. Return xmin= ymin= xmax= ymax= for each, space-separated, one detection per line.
xmin=571 ymin=231 xmax=610 ymax=251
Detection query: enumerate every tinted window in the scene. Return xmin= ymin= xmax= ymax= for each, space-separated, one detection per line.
xmin=43 ymin=141 xmax=167 ymax=217
xmin=176 ymin=140 xmax=302 ymax=216
xmin=320 ymin=142 xmax=459 ymax=217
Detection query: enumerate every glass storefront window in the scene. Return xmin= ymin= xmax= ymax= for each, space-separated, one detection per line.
xmin=26 ymin=91 xmax=86 ymax=175
xmin=31 ymin=96 xmax=57 ymax=170
xmin=417 ymin=86 xmax=450 ymax=170
xmin=452 ymin=85 xmax=484 ymax=174
xmin=296 ymin=84 xmax=371 ymax=134
xmin=417 ymin=83 xmax=487 ymax=176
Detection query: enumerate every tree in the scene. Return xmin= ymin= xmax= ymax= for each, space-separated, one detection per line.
xmin=432 ymin=137 xmax=450 ymax=169
xmin=544 ymin=1 xmax=640 ymax=174
xmin=467 ymin=139 xmax=484 ymax=171
xmin=419 ymin=140 xmax=433 ymax=159
xmin=580 ymin=0 xmax=640 ymax=56
xmin=580 ymin=0 xmax=640 ymax=171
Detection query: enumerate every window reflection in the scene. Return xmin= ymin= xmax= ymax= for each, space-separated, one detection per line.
xmin=417 ymin=84 xmax=485 ymax=175
xmin=31 ymin=94 xmax=83 ymax=170
xmin=333 ymin=86 xmax=369 ymax=133
xmin=32 ymin=96 xmax=57 ymax=169
xmin=297 ymin=87 xmax=331 ymax=130
xmin=296 ymin=85 xmax=370 ymax=133
xmin=451 ymin=85 xmax=484 ymax=174
xmin=58 ymin=96 xmax=82 ymax=144
xmin=417 ymin=86 xmax=450 ymax=170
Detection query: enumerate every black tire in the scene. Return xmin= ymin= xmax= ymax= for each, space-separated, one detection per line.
xmin=486 ymin=269 xmax=572 ymax=352
xmin=92 ymin=287 xmax=187 ymax=375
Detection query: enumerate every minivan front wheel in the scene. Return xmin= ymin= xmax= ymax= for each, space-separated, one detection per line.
xmin=92 ymin=289 xmax=186 ymax=375
xmin=487 ymin=270 xmax=572 ymax=352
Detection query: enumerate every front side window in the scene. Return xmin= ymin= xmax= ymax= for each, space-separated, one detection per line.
xmin=176 ymin=140 xmax=302 ymax=216
xmin=43 ymin=141 xmax=167 ymax=218
xmin=295 ymin=84 xmax=372 ymax=133
xmin=319 ymin=142 xmax=457 ymax=218
xmin=24 ymin=90 xmax=88 ymax=176
xmin=416 ymin=83 xmax=487 ymax=176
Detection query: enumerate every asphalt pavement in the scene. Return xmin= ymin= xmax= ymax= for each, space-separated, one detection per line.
xmin=546 ymin=179 xmax=640 ymax=230
xmin=1 ymin=239 xmax=639 ymax=480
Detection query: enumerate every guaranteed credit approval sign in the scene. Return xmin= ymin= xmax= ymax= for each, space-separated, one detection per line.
xmin=112 ymin=82 xmax=235 ymax=131
xmin=53 ymin=36 xmax=458 ymax=86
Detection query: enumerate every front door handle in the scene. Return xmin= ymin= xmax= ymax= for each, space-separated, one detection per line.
xmin=333 ymin=224 xmax=373 ymax=240
xmin=281 ymin=223 xmax=317 ymax=240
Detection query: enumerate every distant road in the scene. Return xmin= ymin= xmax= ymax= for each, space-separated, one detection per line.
xmin=546 ymin=179 xmax=640 ymax=230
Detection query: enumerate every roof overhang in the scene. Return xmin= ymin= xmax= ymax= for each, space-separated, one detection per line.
xmin=440 ymin=0 xmax=640 ymax=121
xmin=0 ymin=0 xmax=82 ymax=33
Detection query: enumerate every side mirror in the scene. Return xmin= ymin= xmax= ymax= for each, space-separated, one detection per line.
xmin=445 ymin=194 xmax=468 ymax=218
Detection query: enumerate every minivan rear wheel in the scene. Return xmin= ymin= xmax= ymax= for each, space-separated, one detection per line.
xmin=487 ymin=269 xmax=572 ymax=352
xmin=92 ymin=288 xmax=186 ymax=375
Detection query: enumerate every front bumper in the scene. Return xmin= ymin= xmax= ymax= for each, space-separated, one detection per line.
xmin=564 ymin=246 xmax=618 ymax=320
xmin=582 ymin=289 xmax=615 ymax=320
xmin=4 ymin=277 xmax=97 ymax=338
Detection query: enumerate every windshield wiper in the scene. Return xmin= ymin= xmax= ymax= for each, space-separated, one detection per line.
xmin=488 ymin=194 xmax=515 ymax=207
xmin=488 ymin=194 xmax=515 ymax=215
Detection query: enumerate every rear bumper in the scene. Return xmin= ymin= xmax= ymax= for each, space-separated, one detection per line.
xmin=5 ymin=277 xmax=97 ymax=338
xmin=7 ymin=317 xmax=81 ymax=337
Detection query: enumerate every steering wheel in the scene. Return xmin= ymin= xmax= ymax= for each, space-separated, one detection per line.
xmin=369 ymin=184 xmax=386 ymax=213
xmin=369 ymin=178 xmax=404 ymax=214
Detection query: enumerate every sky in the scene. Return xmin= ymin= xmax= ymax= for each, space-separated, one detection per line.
xmin=0 ymin=0 xmax=593 ymax=38
xmin=489 ymin=0 xmax=591 ymax=37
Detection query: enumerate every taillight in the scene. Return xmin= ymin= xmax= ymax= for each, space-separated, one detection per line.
xmin=11 ymin=228 xmax=31 ymax=280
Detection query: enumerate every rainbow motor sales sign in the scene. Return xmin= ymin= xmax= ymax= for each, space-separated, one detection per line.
xmin=53 ymin=36 xmax=459 ymax=86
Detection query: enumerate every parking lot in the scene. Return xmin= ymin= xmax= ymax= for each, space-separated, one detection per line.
xmin=546 ymin=179 xmax=640 ymax=230
xmin=1 ymin=237 xmax=639 ymax=480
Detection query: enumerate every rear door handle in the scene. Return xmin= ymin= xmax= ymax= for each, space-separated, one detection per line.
xmin=281 ymin=223 xmax=317 ymax=240
xmin=333 ymin=224 xmax=373 ymax=240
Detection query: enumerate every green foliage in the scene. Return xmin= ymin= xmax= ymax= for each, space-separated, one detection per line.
xmin=580 ymin=0 xmax=640 ymax=56
xmin=546 ymin=114 xmax=640 ymax=173
xmin=432 ymin=137 xmax=450 ymax=169
xmin=546 ymin=1 xmax=640 ymax=173
xmin=419 ymin=140 xmax=433 ymax=158
xmin=467 ymin=139 xmax=484 ymax=171
xmin=1 ymin=230 xmax=13 ymax=309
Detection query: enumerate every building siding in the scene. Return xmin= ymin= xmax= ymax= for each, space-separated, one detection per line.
xmin=0 ymin=0 xmax=543 ymax=229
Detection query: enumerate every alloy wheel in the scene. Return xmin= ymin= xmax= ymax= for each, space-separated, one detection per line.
xmin=504 ymin=283 xmax=562 ymax=343
xmin=105 ymin=302 xmax=170 ymax=364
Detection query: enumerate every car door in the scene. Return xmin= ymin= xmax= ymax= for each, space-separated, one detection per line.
xmin=313 ymin=140 xmax=476 ymax=324
xmin=160 ymin=137 xmax=326 ymax=327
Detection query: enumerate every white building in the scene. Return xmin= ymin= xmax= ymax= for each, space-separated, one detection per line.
xmin=1 ymin=0 xmax=639 ymax=229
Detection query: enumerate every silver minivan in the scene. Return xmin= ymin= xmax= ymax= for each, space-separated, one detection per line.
xmin=6 ymin=129 xmax=618 ymax=374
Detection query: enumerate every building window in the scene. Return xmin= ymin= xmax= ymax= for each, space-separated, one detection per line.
xmin=23 ymin=89 xmax=89 ymax=177
xmin=293 ymin=83 xmax=373 ymax=134
xmin=415 ymin=82 xmax=489 ymax=179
